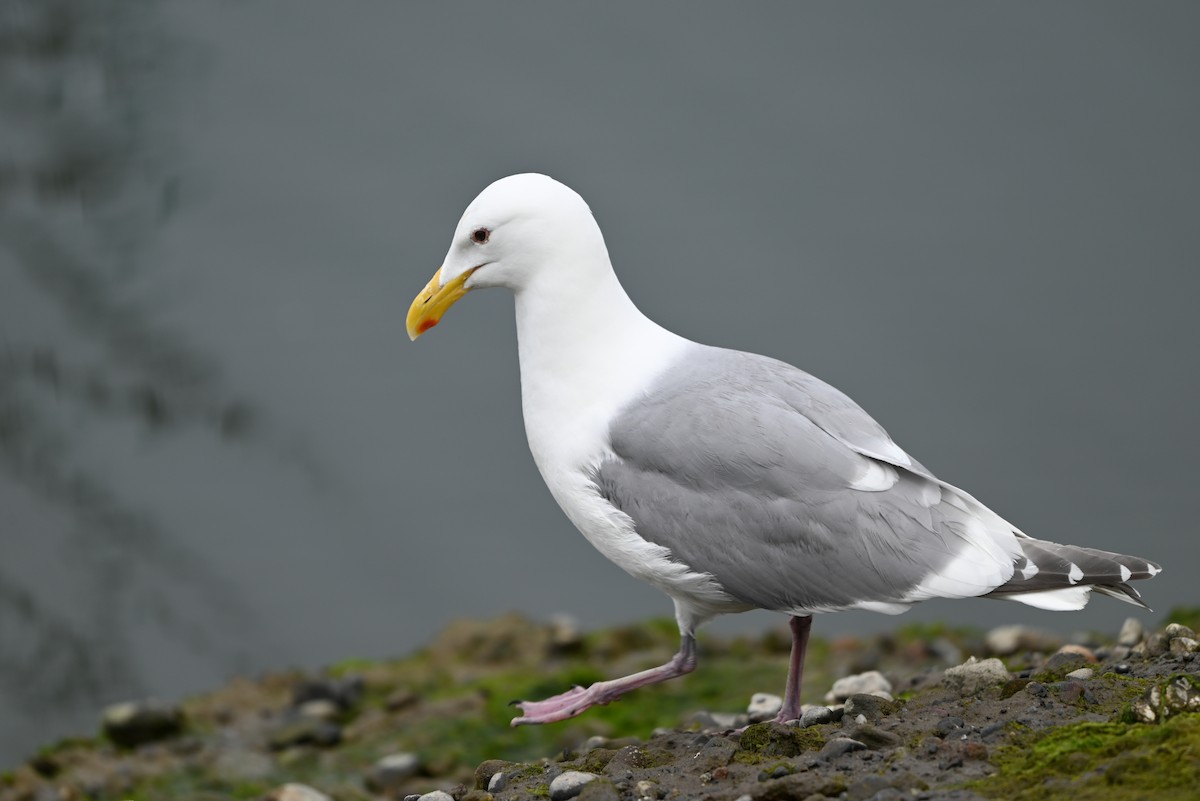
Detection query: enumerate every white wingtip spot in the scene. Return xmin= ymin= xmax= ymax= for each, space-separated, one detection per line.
xmin=1147 ymin=562 xmax=1162 ymax=576
xmin=1020 ymin=560 xmax=1040 ymax=580
xmin=1068 ymin=563 xmax=1084 ymax=584
xmin=1120 ymin=564 xmax=1132 ymax=582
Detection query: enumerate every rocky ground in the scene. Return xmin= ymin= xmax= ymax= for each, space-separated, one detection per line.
xmin=2 ymin=610 xmax=1198 ymax=801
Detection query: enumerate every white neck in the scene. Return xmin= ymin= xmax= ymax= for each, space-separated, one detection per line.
xmin=513 ymin=257 xmax=688 ymax=476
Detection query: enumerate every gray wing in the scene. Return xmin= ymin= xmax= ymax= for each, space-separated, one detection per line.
xmin=590 ymin=345 xmax=1018 ymax=614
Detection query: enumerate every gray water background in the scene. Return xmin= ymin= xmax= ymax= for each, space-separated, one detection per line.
xmin=1 ymin=0 xmax=1197 ymax=767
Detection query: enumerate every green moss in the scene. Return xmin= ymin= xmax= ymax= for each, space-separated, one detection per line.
xmin=530 ymin=782 xmax=551 ymax=797
xmin=970 ymin=714 xmax=1200 ymax=801
xmin=736 ymin=723 xmax=825 ymax=763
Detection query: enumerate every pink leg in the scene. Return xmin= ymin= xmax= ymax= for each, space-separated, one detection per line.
xmin=775 ymin=615 xmax=812 ymax=723
xmin=511 ymin=634 xmax=697 ymax=726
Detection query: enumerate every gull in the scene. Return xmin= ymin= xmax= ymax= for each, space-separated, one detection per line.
xmin=406 ymin=173 xmax=1161 ymax=725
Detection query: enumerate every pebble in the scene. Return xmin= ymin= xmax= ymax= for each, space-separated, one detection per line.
xmin=747 ymin=692 xmax=783 ymax=722
xmin=366 ymin=753 xmax=422 ymax=792
xmin=417 ymin=792 xmax=455 ymax=801
xmin=825 ymin=670 xmax=892 ymax=703
xmin=941 ymin=657 xmax=1010 ymax=694
xmin=843 ymin=693 xmax=898 ymax=722
xmin=1117 ymin=617 xmax=1145 ymax=647
xmin=297 ymin=699 xmax=340 ymax=721
xmin=985 ymin=624 xmax=1063 ymax=656
xmin=1131 ymin=674 xmax=1200 ymax=723
xmin=933 ymin=716 xmax=965 ymax=737
xmin=101 ymin=700 xmax=184 ymax=748
xmin=819 ymin=737 xmax=867 ymax=759
xmin=488 ymin=772 xmax=507 ymax=792
xmin=1112 ymin=662 xmax=1132 ymax=674
xmin=1066 ymin=668 xmax=1094 ymax=680
xmin=1055 ymin=644 xmax=1097 ymax=663
xmin=634 ymin=779 xmax=658 ymax=799
xmin=799 ymin=705 xmax=839 ymax=727
xmin=264 ymin=784 xmax=332 ymax=801
xmin=549 ymin=771 xmax=598 ymax=800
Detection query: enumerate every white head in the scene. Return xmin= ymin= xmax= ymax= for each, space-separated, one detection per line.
xmin=407 ymin=174 xmax=611 ymax=339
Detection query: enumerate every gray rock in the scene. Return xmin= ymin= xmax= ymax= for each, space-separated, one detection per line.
xmin=366 ymin=752 xmax=422 ymax=792
xmin=488 ymin=772 xmax=508 ymax=792
xmin=1146 ymin=633 xmax=1170 ymax=656
xmin=747 ymin=692 xmax=783 ymax=722
xmin=1066 ymin=667 xmax=1095 ymax=680
xmin=264 ymin=785 xmax=333 ymax=801
xmin=417 ymin=792 xmax=455 ymax=801
xmin=985 ymin=624 xmax=1063 ymax=656
xmin=819 ymin=737 xmax=867 ymax=758
xmin=825 ymin=670 xmax=892 ymax=703
xmin=102 ymin=700 xmax=184 ymax=748
xmin=1118 ymin=617 xmax=1145 ymax=647
xmin=799 ymin=705 xmax=838 ymax=727
xmin=550 ymin=771 xmax=598 ymax=800
xmin=942 ymin=657 xmax=1010 ymax=694
xmin=843 ymin=693 xmax=898 ymax=722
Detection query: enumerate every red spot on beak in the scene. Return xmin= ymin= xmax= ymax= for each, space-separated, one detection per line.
xmin=418 ymin=318 xmax=438 ymax=333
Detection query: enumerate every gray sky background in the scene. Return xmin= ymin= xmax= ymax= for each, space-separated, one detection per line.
xmin=1 ymin=0 xmax=1197 ymax=766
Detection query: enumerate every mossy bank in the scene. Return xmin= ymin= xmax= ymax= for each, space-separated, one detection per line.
xmin=2 ymin=608 xmax=1198 ymax=801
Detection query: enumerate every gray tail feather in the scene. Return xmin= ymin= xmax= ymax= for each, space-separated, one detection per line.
xmin=985 ymin=539 xmax=1162 ymax=611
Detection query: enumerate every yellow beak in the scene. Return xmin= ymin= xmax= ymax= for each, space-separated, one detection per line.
xmin=406 ymin=266 xmax=477 ymax=341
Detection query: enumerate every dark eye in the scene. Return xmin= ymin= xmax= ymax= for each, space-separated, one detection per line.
xmin=471 ymin=227 xmax=490 ymax=244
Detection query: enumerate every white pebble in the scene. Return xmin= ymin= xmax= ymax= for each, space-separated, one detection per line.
xmin=746 ymin=692 xmax=783 ymax=722
xmin=825 ymin=670 xmax=892 ymax=703
xmin=1066 ymin=668 xmax=1094 ymax=680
